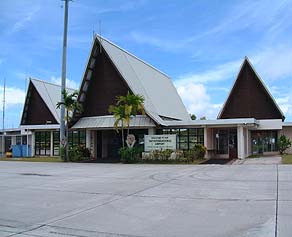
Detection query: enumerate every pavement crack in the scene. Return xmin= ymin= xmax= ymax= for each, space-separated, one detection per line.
xmin=275 ymin=164 xmax=279 ymax=237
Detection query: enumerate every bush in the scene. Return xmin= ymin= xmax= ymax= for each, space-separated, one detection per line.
xmin=119 ymin=147 xmax=142 ymax=163
xmin=183 ymin=144 xmax=206 ymax=161
xmin=68 ymin=145 xmax=91 ymax=162
xmin=277 ymin=135 xmax=292 ymax=155
xmin=60 ymin=147 xmax=66 ymax=161
xmin=192 ymin=144 xmax=206 ymax=160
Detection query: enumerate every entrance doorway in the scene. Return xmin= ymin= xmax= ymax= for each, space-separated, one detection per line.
xmin=214 ymin=128 xmax=237 ymax=159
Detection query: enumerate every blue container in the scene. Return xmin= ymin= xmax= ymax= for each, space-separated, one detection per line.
xmin=12 ymin=145 xmax=31 ymax=157
xmin=22 ymin=145 xmax=31 ymax=157
xmin=12 ymin=145 xmax=22 ymax=157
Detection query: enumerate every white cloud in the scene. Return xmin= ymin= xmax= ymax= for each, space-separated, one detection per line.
xmin=176 ymin=83 xmax=221 ymax=119
xmin=276 ymin=94 xmax=292 ymax=118
xmin=129 ymin=32 xmax=186 ymax=52
xmin=0 ymin=86 xmax=25 ymax=109
xmin=175 ymin=44 xmax=292 ymax=87
xmin=50 ymin=76 xmax=79 ymax=90
xmin=254 ymin=45 xmax=292 ymax=81
xmin=176 ymin=59 xmax=242 ymax=85
xmin=9 ymin=6 xmax=40 ymax=34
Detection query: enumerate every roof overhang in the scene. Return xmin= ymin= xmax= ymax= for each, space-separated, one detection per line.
xmin=283 ymin=122 xmax=292 ymax=127
xmin=163 ymin=118 xmax=258 ymax=128
xmin=20 ymin=124 xmax=60 ymax=130
xmin=72 ymin=115 xmax=156 ymax=130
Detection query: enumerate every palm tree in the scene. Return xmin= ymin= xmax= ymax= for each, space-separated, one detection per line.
xmin=109 ymin=92 xmax=145 ymax=147
xmin=117 ymin=92 xmax=145 ymax=135
xmin=108 ymin=104 xmax=131 ymax=148
xmin=56 ymin=89 xmax=82 ymax=161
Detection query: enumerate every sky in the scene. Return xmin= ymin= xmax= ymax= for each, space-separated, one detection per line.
xmin=0 ymin=0 xmax=292 ymax=128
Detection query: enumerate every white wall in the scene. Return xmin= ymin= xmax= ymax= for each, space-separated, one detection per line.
xmin=256 ymin=119 xmax=282 ymax=130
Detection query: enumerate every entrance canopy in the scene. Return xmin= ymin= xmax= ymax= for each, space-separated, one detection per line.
xmin=72 ymin=115 xmax=155 ymax=130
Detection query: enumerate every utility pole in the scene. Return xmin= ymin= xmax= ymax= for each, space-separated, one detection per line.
xmin=60 ymin=0 xmax=70 ymax=161
xmin=2 ymin=78 xmax=5 ymax=157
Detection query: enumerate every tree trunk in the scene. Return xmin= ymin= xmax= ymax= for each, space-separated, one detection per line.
xmin=121 ymin=122 xmax=125 ymax=148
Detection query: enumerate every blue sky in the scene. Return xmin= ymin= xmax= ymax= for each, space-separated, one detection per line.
xmin=0 ymin=0 xmax=292 ymax=127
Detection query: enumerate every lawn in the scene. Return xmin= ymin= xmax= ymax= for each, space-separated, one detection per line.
xmin=282 ymin=154 xmax=292 ymax=164
xmin=0 ymin=157 xmax=63 ymax=162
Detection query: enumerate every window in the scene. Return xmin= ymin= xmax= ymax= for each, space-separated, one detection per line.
xmin=251 ymin=130 xmax=278 ymax=154
xmin=35 ymin=131 xmax=51 ymax=156
xmin=68 ymin=130 xmax=86 ymax=148
xmin=53 ymin=131 xmax=60 ymax=156
xmin=156 ymin=128 xmax=204 ymax=150
xmin=16 ymin=136 xmax=22 ymax=145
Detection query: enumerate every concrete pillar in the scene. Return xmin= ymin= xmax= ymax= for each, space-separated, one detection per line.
xmin=237 ymin=126 xmax=245 ymax=159
xmin=50 ymin=131 xmax=54 ymax=156
xmin=31 ymin=131 xmax=35 ymax=157
xmin=11 ymin=136 xmax=16 ymax=146
xmin=148 ymin=128 xmax=155 ymax=135
xmin=204 ymin=127 xmax=208 ymax=158
xmin=86 ymin=129 xmax=91 ymax=149
xmin=204 ymin=127 xmax=208 ymax=148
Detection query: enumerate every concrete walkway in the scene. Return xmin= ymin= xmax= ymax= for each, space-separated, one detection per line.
xmin=0 ymin=161 xmax=291 ymax=236
xmin=233 ymin=156 xmax=282 ymax=165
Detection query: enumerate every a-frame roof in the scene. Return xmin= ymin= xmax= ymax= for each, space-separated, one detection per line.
xmin=75 ymin=35 xmax=191 ymax=125
xmin=218 ymin=57 xmax=285 ymax=121
xmin=21 ymin=78 xmax=75 ymax=125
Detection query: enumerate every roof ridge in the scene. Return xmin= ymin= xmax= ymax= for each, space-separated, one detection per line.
xmin=95 ymin=34 xmax=172 ymax=80
xmin=30 ymin=77 xmax=76 ymax=91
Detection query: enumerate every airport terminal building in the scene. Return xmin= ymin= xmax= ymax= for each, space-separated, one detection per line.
xmin=12 ymin=35 xmax=292 ymax=160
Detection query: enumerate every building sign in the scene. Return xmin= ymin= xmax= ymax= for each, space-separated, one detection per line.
xmin=144 ymin=135 xmax=177 ymax=151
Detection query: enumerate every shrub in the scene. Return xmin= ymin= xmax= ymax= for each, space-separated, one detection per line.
xmin=192 ymin=144 xmax=206 ymax=160
xmin=277 ymin=135 xmax=292 ymax=155
xmin=59 ymin=147 xmax=66 ymax=161
xmin=68 ymin=145 xmax=91 ymax=162
xmin=119 ymin=147 xmax=142 ymax=163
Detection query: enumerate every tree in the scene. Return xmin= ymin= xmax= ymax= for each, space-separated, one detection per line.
xmin=277 ymin=135 xmax=292 ymax=155
xmin=108 ymin=104 xmax=131 ymax=148
xmin=56 ymin=89 xmax=82 ymax=161
xmin=117 ymin=92 xmax=145 ymax=134
xmin=109 ymin=92 xmax=145 ymax=148
xmin=190 ymin=114 xmax=196 ymax=120
xmin=200 ymin=116 xmax=207 ymax=120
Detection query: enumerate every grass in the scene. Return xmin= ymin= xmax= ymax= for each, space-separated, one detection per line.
xmin=0 ymin=156 xmax=63 ymax=162
xmin=282 ymin=154 xmax=292 ymax=164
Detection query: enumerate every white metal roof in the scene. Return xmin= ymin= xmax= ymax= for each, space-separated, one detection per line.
xmin=72 ymin=115 xmax=156 ymax=129
xmin=77 ymin=35 xmax=191 ymax=126
xmin=22 ymin=78 xmax=75 ymax=124
xmin=19 ymin=124 xmax=60 ymax=130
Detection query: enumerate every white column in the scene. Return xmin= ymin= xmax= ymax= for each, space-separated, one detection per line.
xmin=86 ymin=129 xmax=91 ymax=149
xmin=11 ymin=136 xmax=16 ymax=146
xmin=50 ymin=131 xmax=54 ymax=156
xmin=204 ymin=127 xmax=208 ymax=158
xmin=148 ymin=128 xmax=155 ymax=135
xmin=31 ymin=131 xmax=35 ymax=157
xmin=237 ymin=126 xmax=245 ymax=159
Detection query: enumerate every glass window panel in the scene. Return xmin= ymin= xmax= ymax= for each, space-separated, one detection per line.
xmin=179 ymin=129 xmax=188 ymax=136
xmin=179 ymin=143 xmax=188 ymax=150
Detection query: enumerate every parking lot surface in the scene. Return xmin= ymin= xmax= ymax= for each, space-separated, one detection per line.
xmin=0 ymin=161 xmax=291 ymax=236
